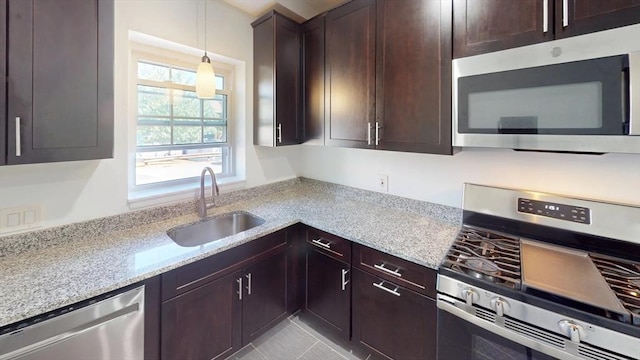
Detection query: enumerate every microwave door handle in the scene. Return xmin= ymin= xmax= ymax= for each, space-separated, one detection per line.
xmin=629 ymin=51 xmax=640 ymax=136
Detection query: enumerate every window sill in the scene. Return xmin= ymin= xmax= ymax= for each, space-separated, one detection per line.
xmin=128 ymin=176 xmax=246 ymax=210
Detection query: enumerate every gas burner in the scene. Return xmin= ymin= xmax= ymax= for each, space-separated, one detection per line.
xmin=443 ymin=226 xmax=522 ymax=289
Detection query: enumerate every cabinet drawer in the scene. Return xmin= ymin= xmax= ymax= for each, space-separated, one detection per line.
xmin=353 ymin=243 xmax=436 ymax=298
xmin=162 ymin=230 xmax=288 ymax=301
xmin=306 ymin=228 xmax=351 ymax=263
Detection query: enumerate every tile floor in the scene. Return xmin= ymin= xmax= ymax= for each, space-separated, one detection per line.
xmin=228 ymin=315 xmax=366 ymax=360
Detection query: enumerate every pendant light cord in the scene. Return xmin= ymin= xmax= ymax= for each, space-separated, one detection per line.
xmin=204 ymin=0 xmax=207 ymax=55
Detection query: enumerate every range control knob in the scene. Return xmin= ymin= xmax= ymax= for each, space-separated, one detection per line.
xmin=490 ymin=297 xmax=510 ymax=317
xmin=558 ymin=320 xmax=587 ymax=343
xmin=461 ymin=288 xmax=479 ymax=306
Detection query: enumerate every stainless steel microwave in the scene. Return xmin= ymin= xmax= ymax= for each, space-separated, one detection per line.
xmin=453 ymin=24 xmax=640 ymax=154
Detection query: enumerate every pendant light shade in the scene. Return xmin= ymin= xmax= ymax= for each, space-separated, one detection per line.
xmin=196 ymin=0 xmax=216 ymax=99
xmin=196 ymin=53 xmax=216 ymax=98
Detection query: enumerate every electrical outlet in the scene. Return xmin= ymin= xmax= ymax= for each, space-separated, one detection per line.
xmin=376 ymin=174 xmax=389 ymax=192
xmin=0 ymin=205 xmax=43 ymax=234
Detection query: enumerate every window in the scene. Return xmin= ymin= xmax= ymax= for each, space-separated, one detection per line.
xmin=134 ymin=59 xmax=233 ymax=186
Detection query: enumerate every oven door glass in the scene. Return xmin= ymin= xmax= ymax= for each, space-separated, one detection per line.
xmin=437 ymin=308 xmax=555 ymax=360
xmin=457 ymin=55 xmax=628 ymax=136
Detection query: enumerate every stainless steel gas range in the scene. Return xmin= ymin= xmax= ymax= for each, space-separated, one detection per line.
xmin=437 ymin=184 xmax=640 ymax=360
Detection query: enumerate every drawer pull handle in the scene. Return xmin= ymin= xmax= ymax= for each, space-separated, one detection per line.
xmin=373 ymin=281 xmax=401 ymax=297
xmin=341 ymin=269 xmax=349 ymax=291
xmin=374 ymin=263 xmax=402 ymax=277
xmin=311 ymin=238 xmax=331 ymax=249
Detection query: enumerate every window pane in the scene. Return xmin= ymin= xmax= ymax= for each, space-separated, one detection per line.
xmin=136 ymin=147 xmax=227 ymax=185
xmin=203 ymin=95 xmax=226 ymax=118
xmin=215 ymin=75 xmax=224 ymax=90
xmin=173 ymin=119 xmax=202 ymax=144
xmin=204 ymin=126 xmax=227 ymax=143
xmin=137 ymin=125 xmax=171 ymax=146
xmin=138 ymin=62 xmax=170 ymax=82
xmin=173 ymin=90 xmax=201 ymax=117
xmin=138 ymin=85 xmax=170 ymax=116
xmin=171 ymin=68 xmax=197 ymax=86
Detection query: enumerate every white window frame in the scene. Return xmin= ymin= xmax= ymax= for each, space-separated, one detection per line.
xmin=127 ymin=39 xmax=244 ymax=207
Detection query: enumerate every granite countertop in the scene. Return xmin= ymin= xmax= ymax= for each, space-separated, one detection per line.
xmin=0 ymin=179 xmax=461 ymax=328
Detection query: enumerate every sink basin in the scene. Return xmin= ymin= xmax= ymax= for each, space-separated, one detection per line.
xmin=167 ymin=212 xmax=266 ymax=247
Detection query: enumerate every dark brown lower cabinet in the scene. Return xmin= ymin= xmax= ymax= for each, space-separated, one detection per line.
xmin=352 ymin=268 xmax=437 ymax=360
xmin=160 ymin=230 xmax=292 ymax=360
xmin=303 ymin=245 xmax=351 ymax=339
xmin=242 ymin=250 xmax=289 ymax=343
xmin=161 ymin=270 xmax=242 ymax=360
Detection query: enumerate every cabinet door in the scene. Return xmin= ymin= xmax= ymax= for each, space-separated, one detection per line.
xmin=352 ymin=268 xmax=436 ymax=360
xmin=303 ymin=246 xmax=351 ymax=339
xmin=0 ymin=0 xmax=6 ymax=165
xmin=275 ymin=14 xmax=301 ymax=146
xmin=242 ymin=249 xmax=288 ymax=343
xmin=555 ymin=0 xmax=640 ymax=39
xmin=453 ymin=0 xmax=552 ymax=58
xmin=325 ymin=0 xmax=376 ymax=148
xmin=161 ymin=271 xmax=242 ymax=360
xmin=253 ymin=12 xmax=300 ymax=147
xmin=6 ymin=0 xmax=113 ymax=164
xmin=301 ymin=16 xmax=325 ymax=145
xmin=375 ymin=0 xmax=452 ymax=154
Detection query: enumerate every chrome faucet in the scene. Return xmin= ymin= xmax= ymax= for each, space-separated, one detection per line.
xmin=198 ymin=167 xmax=219 ymax=218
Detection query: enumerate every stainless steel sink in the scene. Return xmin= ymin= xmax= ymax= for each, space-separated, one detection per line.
xmin=167 ymin=212 xmax=265 ymax=247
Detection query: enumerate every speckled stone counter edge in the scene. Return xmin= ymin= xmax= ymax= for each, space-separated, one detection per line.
xmin=0 ymin=177 xmax=461 ymax=257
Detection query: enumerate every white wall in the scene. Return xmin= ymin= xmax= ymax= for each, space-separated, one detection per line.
xmin=0 ymin=0 xmax=299 ymax=230
xmin=297 ymin=146 xmax=640 ymax=208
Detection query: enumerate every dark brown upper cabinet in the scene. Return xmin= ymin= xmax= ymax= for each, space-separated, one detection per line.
xmin=252 ymin=11 xmax=301 ymax=147
xmin=301 ymin=15 xmax=326 ymax=145
xmin=5 ymin=0 xmax=114 ymax=165
xmin=555 ymin=0 xmax=640 ymax=39
xmin=0 ymin=0 xmax=6 ymax=165
xmin=375 ymin=0 xmax=452 ymax=154
xmin=453 ymin=0 xmax=640 ymax=58
xmin=324 ymin=0 xmax=376 ymax=148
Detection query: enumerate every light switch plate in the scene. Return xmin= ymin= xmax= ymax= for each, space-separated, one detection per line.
xmin=0 ymin=205 xmax=43 ymax=234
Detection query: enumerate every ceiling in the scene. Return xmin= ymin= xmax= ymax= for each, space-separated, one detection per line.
xmin=223 ymin=0 xmax=345 ymax=20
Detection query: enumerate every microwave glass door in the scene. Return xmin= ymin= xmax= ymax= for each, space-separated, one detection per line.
xmin=457 ymin=55 xmax=628 ymax=135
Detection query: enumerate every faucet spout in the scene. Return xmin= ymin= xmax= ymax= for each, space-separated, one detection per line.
xmin=198 ymin=167 xmax=219 ymax=218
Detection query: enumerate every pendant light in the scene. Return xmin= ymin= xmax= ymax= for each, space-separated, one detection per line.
xmin=196 ymin=0 xmax=216 ymax=99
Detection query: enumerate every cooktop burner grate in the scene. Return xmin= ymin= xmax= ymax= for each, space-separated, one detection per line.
xmin=443 ymin=226 xmax=522 ymax=289
xmin=590 ymin=253 xmax=640 ymax=325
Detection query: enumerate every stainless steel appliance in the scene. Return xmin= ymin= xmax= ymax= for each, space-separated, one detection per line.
xmin=437 ymin=184 xmax=640 ymax=360
xmin=453 ymin=24 xmax=640 ymax=154
xmin=0 ymin=285 xmax=145 ymax=360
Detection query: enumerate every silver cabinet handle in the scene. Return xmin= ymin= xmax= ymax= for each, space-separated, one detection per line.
xmin=341 ymin=269 xmax=349 ymax=291
xmin=562 ymin=0 xmax=569 ymax=27
xmin=245 ymin=273 xmax=252 ymax=295
xmin=375 ymin=121 xmax=380 ymax=146
xmin=237 ymin=277 xmax=243 ymax=300
xmin=373 ymin=281 xmax=400 ymax=297
xmin=543 ymin=0 xmax=549 ymax=33
xmin=277 ymin=123 xmax=282 ymax=143
xmin=367 ymin=122 xmax=372 ymax=145
xmin=15 ymin=117 xmax=21 ymax=157
xmin=311 ymin=238 xmax=331 ymax=249
xmin=374 ymin=263 xmax=402 ymax=277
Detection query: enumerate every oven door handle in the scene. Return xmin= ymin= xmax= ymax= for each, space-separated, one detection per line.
xmin=436 ymin=296 xmax=583 ymax=360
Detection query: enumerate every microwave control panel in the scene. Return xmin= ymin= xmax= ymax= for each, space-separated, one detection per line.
xmin=518 ymin=198 xmax=591 ymax=224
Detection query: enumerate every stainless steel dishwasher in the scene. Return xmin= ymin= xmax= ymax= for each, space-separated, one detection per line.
xmin=0 ymin=285 xmax=144 ymax=360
